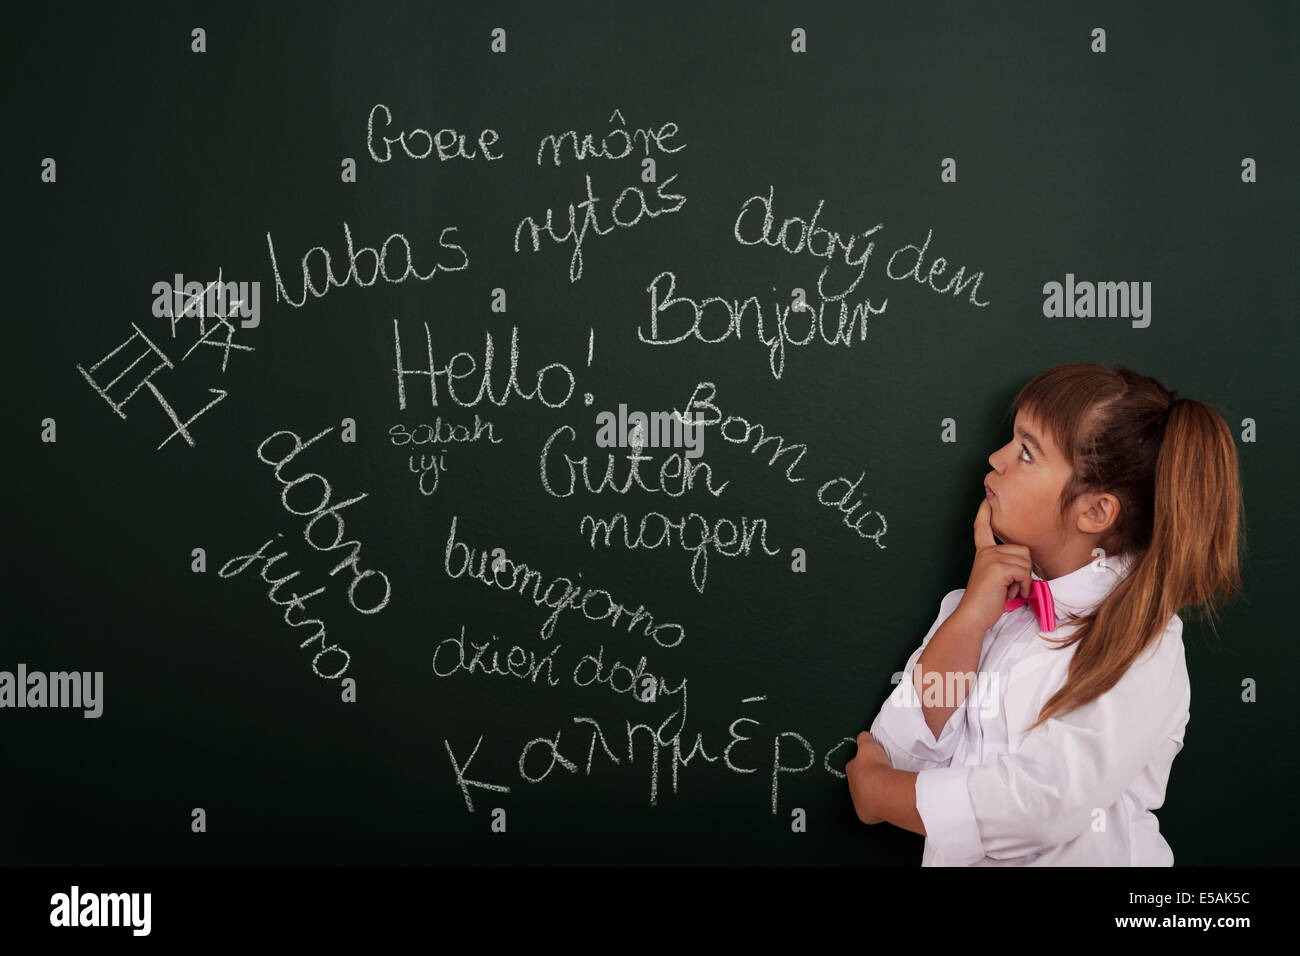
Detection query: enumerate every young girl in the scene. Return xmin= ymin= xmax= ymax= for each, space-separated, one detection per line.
xmin=846 ymin=363 xmax=1245 ymax=865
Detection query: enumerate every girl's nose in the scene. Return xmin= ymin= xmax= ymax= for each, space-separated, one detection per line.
xmin=989 ymin=439 xmax=1014 ymax=469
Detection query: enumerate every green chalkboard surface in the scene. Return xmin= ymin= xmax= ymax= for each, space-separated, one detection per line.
xmin=8 ymin=0 xmax=1297 ymax=867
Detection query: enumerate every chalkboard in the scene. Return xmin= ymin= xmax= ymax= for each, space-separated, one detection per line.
xmin=9 ymin=0 xmax=1296 ymax=868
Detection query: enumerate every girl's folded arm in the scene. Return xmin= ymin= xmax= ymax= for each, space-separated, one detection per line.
xmin=870 ymin=589 xmax=974 ymax=772
xmin=915 ymin=619 xmax=1190 ymax=865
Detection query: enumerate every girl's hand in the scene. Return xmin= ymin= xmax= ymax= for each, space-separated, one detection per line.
xmin=846 ymin=731 xmax=890 ymax=825
xmin=955 ymin=499 xmax=1036 ymax=635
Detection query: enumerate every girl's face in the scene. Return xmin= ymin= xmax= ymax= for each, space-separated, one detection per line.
xmin=984 ymin=408 xmax=1074 ymax=557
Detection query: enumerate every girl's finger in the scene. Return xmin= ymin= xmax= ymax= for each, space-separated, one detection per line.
xmin=973 ymin=499 xmax=997 ymax=551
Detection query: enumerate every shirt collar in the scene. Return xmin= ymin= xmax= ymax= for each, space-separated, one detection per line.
xmin=1040 ymin=550 xmax=1137 ymax=616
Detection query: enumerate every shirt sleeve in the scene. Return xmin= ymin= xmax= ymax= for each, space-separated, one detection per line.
xmin=870 ymin=588 xmax=971 ymax=773
xmin=915 ymin=616 xmax=1191 ymax=865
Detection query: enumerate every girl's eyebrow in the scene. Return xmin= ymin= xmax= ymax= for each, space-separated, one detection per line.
xmin=1016 ymin=426 xmax=1046 ymax=459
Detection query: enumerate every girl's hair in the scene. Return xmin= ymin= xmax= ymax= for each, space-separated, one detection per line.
xmin=1009 ymin=363 xmax=1246 ymax=733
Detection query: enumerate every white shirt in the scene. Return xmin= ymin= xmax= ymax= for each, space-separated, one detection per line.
xmin=869 ymin=551 xmax=1190 ymax=866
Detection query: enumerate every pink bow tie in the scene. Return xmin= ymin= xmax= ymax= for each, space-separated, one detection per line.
xmin=1004 ymin=578 xmax=1056 ymax=632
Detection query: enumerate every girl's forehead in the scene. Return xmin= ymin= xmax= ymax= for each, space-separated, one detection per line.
xmin=1014 ymin=408 xmax=1048 ymax=436
xmin=1014 ymin=408 xmax=1065 ymax=459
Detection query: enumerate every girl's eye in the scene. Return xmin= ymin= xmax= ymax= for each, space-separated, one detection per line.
xmin=1019 ymin=443 xmax=1033 ymax=463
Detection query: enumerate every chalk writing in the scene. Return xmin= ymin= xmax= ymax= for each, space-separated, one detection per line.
xmin=885 ymin=226 xmax=992 ymax=307
xmin=433 ymin=625 xmax=564 ymax=686
xmin=266 ymin=222 xmax=468 ymax=308
xmin=677 ymin=381 xmax=888 ymax=546
xmin=579 ymin=512 xmax=780 ymax=593
xmin=366 ymin=103 xmax=503 ymax=163
xmin=152 ymin=270 xmax=261 ymax=330
xmin=407 ymin=451 xmax=448 ymax=496
xmin=257 ymin=425 xmax=392 ymax=614
xmin=734 ymin=186 xmax=882 ymax=301
xmin=393 ymin=320 xmax=574 ymax=410
xmin=676 ymin=381 xmax=810 ymax=484
xmin=734 ymin=185 xmax=992 ymax=308
xmin=539 ymin=425 xmax=729 ymax=498
xmin=217 ymin=425 xmax=393 ymax=681
xmin=431 ymin=626 xmax=689 ymax=713
xmin=78 ymin=272 xmax=253 ymax=449
xmin=639 ymin=270 xmax=888 ymax=380
xmin=219 ymin=533 xmax=349 ymax=679
xmin=444 ymin=703 xmax=857 ymax=813
xmin=513 ymin=172 xmax=686 ymax=282
xmin=388 ymin=418 xmax=503 ymax=446
xmin=389 ymin=417 xmax=502 ymax=497
xmin=535 ymin=108 xmax=685 ymax=165
xmin=443 ymin=515 xmax=685 ymax=647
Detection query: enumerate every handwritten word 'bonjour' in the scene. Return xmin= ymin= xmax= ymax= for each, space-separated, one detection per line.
xmin=639 ymin=270 xmax=887 ymax=380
